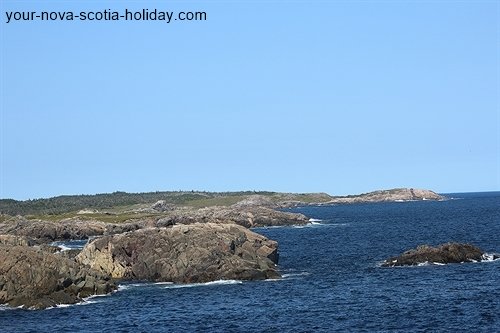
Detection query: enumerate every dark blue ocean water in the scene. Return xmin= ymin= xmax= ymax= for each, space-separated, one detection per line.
xmin=1 ymin=192 xmax=499 ymax=332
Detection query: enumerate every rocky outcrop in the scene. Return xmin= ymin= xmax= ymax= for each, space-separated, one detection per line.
xmin=158 ymin=206 xmax=309 ymax=228
xmin=150 ymin=200 xmax=175 ymax=212
xmin=76 ymin=223 xmax=280 ymax=283
xmin=0 ymin=216 xmax=147 ymax=243
xmin=382 ymin=243 xmax=486 ymax=267
xmin=232 ymin=195 xmax=279 ymax=208
xmin=0 ymin=206 xmax=307 ymax=243
xmin=0 ymin=234 xmax=34 ymax=246
xmin=328 ymin=188 xmax=444 ymax=204
xmin=0 ymin=245 xmax=116 ymax=309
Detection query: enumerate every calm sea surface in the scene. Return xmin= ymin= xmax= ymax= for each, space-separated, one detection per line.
xmin=1 ymin=192 xmax=499 ymax=332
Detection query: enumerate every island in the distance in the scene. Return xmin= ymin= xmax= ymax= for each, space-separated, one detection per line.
xmin=0 ymin=188 xmax=445 ymax=309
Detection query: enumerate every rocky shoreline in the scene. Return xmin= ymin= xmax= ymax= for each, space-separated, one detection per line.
xmin=0 ymin=242 xmax=116 ymax=309
xmin=0 ymin=188 xmax=450 ymax=309
xmin=0 ymin=203 xmax=297 ymax=309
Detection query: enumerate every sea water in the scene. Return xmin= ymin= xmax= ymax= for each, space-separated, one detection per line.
xmin=1 ymin=192 xmax=499 ymax=332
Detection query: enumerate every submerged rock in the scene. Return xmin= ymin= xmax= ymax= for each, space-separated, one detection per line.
xmin=76 ymin=223 xmax=280 ymax=283
xmin=0 ymin=245 xmax=116 ymax=309
xmin=382 ymin=243 xmax=486 ymax=267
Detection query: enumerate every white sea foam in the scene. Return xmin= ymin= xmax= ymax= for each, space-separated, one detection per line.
xmin=294 ymin=222 xmax=348 ymax=229
xmin=118 ymin=281 xmax=174 ymax=291
xmin=118 ymin=284 xmax=130 ymax=291
xmin=308 ymin=218 xmax=323 ymax=222
xmin=56 ymin=245 xmax=72 ymax=251
xmin=50 ymin=240 xmax=87 ymax=251
xmin=164 ymin=280 xmax=243 ymax=289
xmin=481 ymin=253 xmax=500 ymax=262
xmin=386 ymin=254 xmax=500 ymax=268
xmin=44 ymin=297 xmax=104 ymax=310
xmin=417 ymin=261 xmax=431 ymax=267
xmin=294 ymin=222 xmax=323 ymax=228
xmin=264 ymin=278 xmax=281 ymax=282
xmin=282 ymin=272 xmax=311 ymax=278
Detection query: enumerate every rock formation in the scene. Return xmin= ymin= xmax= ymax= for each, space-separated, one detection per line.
xmin=382 ymin=243 xmax=486 ymax=267
xmin=327 ymin=188 xmax=444 ymax=204
xmin=76 ymin=223 xmax=280 ymax=283
xmin=0 ymin=216 xmax=147 ymax=243
xmin=0 ymin=245 xmax=116 ymax=309
xmin=0 ymin=234 xmax=34 ymax=246
xmin=0 ymin=206 xmax=307 ymax=243
xmin=159 ymin=206 xmax=309 ymax=228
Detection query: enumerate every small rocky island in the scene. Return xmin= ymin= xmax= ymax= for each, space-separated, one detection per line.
xmin=0 ymin=187 xmax=447 ymax=309
xmin=381 ymin=243 xmax=493 ymax=267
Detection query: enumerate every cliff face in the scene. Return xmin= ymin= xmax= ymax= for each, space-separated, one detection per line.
xmin=76 ymin=223 xmax=280 ymax=283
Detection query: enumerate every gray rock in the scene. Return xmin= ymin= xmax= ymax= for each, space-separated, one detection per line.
xmin=0 ymin=216 xmax=148 ymax=243
xmin=159 ymin=206 xmax=309 ymax=228
xmin=0 ymin=245 xmax=116 ymax=309
xmin=382 ymin=243 xmax=484 ymax=267
xmin=76 ymin=223 xmax=280 ymax=283
xmin=0 ymin=234 xmax=34 ymax=246
xmin=328 ymin=188 xmax=445 ymax=204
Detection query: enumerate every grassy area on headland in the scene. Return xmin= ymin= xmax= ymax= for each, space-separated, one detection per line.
xmin=0 ymin=190 xmax=333 ymax=221
xmin=0 ymin=188 xmax=442 ymax=223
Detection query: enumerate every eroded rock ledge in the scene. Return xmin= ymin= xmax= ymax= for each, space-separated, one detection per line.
xmin=76 ymin=223 xmax=280 ymax=283
xmin=382 ymin=243 xmax=489 ymax=267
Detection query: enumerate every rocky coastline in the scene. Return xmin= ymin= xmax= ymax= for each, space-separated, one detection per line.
xmin=0 ymin=242 xmax=116 ymax=309
xmin=0 ymin=187 xmax=450 ymax=309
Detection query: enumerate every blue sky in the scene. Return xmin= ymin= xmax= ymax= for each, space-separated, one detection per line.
xmin=1 ymin=1 xmax=498 ymax=200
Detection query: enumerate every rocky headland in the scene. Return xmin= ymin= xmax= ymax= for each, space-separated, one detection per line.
xmin=0 ymin=216 xmax=145 ymax=243
xmin=381 ymin=243 xmax=493 ymax=267
xmin=325 ymin=188 xmax=444 ymax=205
xmin=0 ymin=205 xmax=308 ymax=242
xmin=159 ymin=205 xmax=309 ymax=228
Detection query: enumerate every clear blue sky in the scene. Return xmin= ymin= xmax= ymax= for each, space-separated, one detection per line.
xmin=1 ymin=1 xmax=498 ymax=200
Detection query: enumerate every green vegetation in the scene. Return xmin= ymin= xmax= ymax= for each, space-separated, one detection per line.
xmin=0 ymin=190 xmax=332 ymax=217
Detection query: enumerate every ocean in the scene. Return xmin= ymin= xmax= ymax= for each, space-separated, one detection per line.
xmin=1 ymin=192 xmax=499 ymax=332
